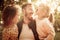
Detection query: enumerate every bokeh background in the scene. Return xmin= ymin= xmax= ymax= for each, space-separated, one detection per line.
xmin=0 ymin=0 xmax=60 ymax=40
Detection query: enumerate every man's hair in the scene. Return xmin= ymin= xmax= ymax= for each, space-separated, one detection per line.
xmin=22 ymin=3 xmax=32 ymax=9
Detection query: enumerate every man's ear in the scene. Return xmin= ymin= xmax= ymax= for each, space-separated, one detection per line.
xmin=22 ymin=9 xmax=25 ymax=16
xmin=22 ymin=9 xmax=25 ymax=12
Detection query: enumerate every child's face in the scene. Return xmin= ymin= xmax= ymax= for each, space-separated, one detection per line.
xmin=36 ymin=5 xmax=49 ymax=18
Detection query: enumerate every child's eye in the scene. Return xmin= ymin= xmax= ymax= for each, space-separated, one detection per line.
xmin=36 ymin=9 xmax=38 ymax=12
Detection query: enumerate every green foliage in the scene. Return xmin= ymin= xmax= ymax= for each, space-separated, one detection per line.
xmin=54 ymin=13 xmax=60 ymax=31
xmin=0 ymin=11 xmax=1 ymax=21
xmin=55 ymin=32 xmax=60 ymax=40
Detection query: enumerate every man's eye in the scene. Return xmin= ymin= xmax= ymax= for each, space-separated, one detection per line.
xmin=36 ymin=9 xmax=38 ymax=12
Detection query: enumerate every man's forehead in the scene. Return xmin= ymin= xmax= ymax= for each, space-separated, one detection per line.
xmin=26 ymin=5 xmax=32 ymax=8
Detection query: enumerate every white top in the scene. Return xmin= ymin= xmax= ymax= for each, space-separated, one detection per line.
xmin=19 ymin=23 xmax=35 ymax=40
xmin=36 ymin=18 xmax=55 ymax=40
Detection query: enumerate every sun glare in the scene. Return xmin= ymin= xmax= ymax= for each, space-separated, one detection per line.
xmin=27 ymin=0 xmax=32 ymax=3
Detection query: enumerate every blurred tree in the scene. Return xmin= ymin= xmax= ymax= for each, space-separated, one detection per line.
xmin=0 ymin=0 xmax=4 ymax=11
xmin=54 ymin=8 xmax=60 ymax=32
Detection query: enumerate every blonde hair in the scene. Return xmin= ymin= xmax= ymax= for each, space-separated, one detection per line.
xmin=39 ymin=4 xmax=54 ymax=24
xmin=39 ymin=4 xmax=50 ymax=17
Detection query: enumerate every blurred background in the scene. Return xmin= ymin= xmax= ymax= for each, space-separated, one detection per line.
xmin=0 ymin=0 xmax=60 ymax=40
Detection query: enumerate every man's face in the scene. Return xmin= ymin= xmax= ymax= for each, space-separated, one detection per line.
xmin=24 ymin=5 xmax=33 ymax=20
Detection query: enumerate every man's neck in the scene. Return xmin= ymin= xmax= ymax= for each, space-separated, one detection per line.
xmin=23 ymin=16 xmax=30 ymax=24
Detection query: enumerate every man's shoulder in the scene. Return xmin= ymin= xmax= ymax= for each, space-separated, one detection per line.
xmin=17 ymin=19 xmax=23 ymax=24
xmin=17 ymin=20 xmax=23 ymax=27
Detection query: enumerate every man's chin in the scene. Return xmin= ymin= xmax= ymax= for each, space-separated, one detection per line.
xmin=26 ymin=16 xmax=33 ymax=21
xmin=28 ymin=18 xmax=33 ymax=21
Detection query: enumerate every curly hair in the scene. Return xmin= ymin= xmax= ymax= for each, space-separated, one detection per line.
xmin=2 ymin=5 xmax=18 ymax=27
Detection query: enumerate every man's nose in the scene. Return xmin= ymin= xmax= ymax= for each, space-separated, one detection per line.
xmin=31 ymin=10 xmax=34 ymax=13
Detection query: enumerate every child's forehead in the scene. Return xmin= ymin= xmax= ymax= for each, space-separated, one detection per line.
xmin=38 ymin=4 xmax=49 ymax=10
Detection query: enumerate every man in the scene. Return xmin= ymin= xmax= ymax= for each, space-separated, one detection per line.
xmin=17 ymin=3 xmax=40 ymax=40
